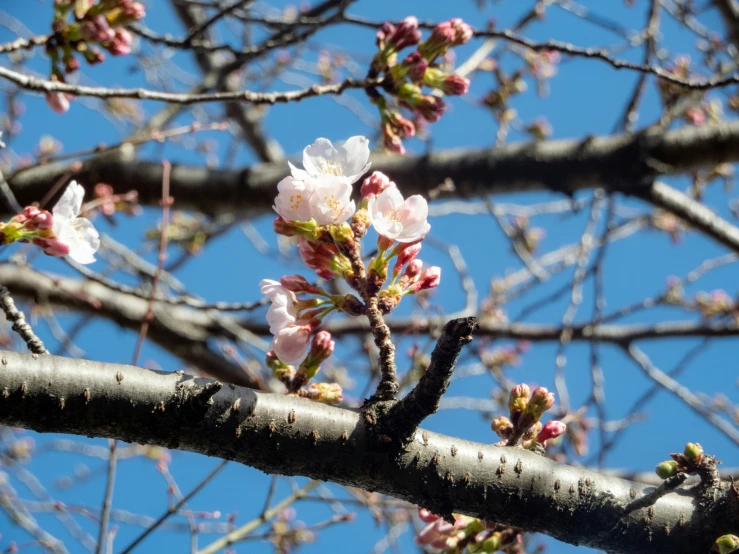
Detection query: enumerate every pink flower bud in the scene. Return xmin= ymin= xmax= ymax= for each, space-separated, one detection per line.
xmin=442 ymin=74 xmax=470 ymax=95
xmin=273 ymin=216 xmax=296 ymax=237
xmin=360 ymin=171 xmax=395 ymax=199
xmin=393 ymin=242 xmax=421 ymax=275
xmin=419 ymin=21 xmax=456 ymax=59
xmin=107 ymin=28 xmax=132 ymax=56
xmin=527 ymin=386 xmax=555 ymax=414
xmin=389 ymin=16 xmax=421 ymax=50
xmin=280 ymin=274 xmax=324 ymax=295
xmin=382 ymin=124 xmax=405 ymax=155
xmin=536 ymin=420 xmax=566 ymax=446
xmin=46 ymin=92 xmax=71 ymax=114
xmin=416 ymin=95 xmax=445 ymax=123
xmin=299 ymin=237 xmax=345 ymax=279
xmin=413 ymin=266 xmax=441 ymax=292
xmin=376 ymin=22 xmax=396 ymax=49
xmin=387 ymin=111 xmax=416 ymax=138
xmin=508 ymin=384 xmax=530 ymax=414
xmin=403 ymin=259 xmax=423 ymax=279
xmin=314 ymin=329 xmax=334 ymax=354
xmin=450 ymin=18 xmax=473 ymax=45
xmin=402 ymin=52 xmax=428 ymax=82
xmin=33 ymin=236 xmax=71 ymax=258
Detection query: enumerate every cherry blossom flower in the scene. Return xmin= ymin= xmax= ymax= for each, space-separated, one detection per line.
xmin=260 ymin=279 xmax=298 ymax=333
xmin=308 ymin=176 xmax=356 ymax=225
xmin=272 ymin=324 xmax=312 ymax=365
xmin=289 ymin=136 xmax=371 ymax=185
xmin=52 ymin=181 xmax=100 ymax=264
xmin=368 ymin=187 xmax=430 ymax=243
xmin=273 ymin=176 xmax=315 ymax=222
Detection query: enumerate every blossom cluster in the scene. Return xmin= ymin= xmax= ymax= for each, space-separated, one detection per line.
xmin=368 ymin=17 xmax=472 ymax=154
xmin=262 ymin=136 xmax=440 ymax=402
xmin=0 ymin=181 xmax=100 ymax=264
xmin=491 ymin=384 xmax=566 ymax=451
xmin=46 ymin=0 xmax=146 ymax=114
xmin=415 ymin=509 xmax=525 ymax=553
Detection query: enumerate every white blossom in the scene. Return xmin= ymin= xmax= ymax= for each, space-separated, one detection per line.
xmin=272 ymin=324 xmax=311 ymax=365
xmin=52 ymin=181 xmax=100 ymax=264
xmin=260 ymin=279 xmax=298 ymax=334
xmin=308 ymin=176 xmax=356 ymax=225
xmin=273 ymin=176 xmax=314 ymax=222
xmin=368 ymin=187 xmax=430 ymax=243
xmin=289 ymin=136 xmax=371 ymax=185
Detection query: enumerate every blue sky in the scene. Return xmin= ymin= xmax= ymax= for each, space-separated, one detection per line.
xmin=0 ymin=1 xmax=737 ymax=553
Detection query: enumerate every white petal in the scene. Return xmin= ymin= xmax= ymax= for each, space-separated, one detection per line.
xmin=396 ymin=220 xmax=430 ymax=243
xmin=288 ymin=161 xmax=311 ymax=181
xmin=273 ymin=176 xmax=314 ymax=222
xmin=61 ymin=217 xmax=99 ymax=264
xmin=53 ymin=181 xmax=85 ymax=222
xmin=260 ymin=279 xmax=282 ymax=298
xmin=272 ymin=326 xmax=310 ymax=365
xmin=376 ymin=187 xmax=404 ymax=212
xmin=335 ymin=136 xmax=371 ymax=183
xmin=302 ymin=138 xmax=338 ymax=177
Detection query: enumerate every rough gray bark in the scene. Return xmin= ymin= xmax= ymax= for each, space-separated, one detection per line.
xmin=0 ymin=350 xmax=735 ymax=554
xmin=7 ymin=121 xmax=739 ymax=215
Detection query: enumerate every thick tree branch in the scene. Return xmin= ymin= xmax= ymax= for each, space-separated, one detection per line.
xmin=8 ymin=122 xmax=739 ymax=217
xmin=0 ymin=263 xmax=257 ymax=388
xmin=0 ymin=350 xmax=735 ymax=554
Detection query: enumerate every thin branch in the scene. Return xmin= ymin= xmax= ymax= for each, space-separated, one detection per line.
xmin=197 ymin=481 xmax=319 ymax=554
xmin=623 ymin=343 xmax=739 ymax=445
xmin=95 ymin=440 xmax=117 ymax=554
xmin=0 ymin=65 xmax=382 ymax=105
xmin=0 ymin=283 xmax=48 ymax=355
xmin=119 ymin=460 xmax=228 ymax=554
xmin=385 ymin=317 xmax=478 ymax=441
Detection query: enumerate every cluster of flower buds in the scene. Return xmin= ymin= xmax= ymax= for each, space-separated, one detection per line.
xmin=651 ymin=207 xmax=686 ymax=243
xmin=491 ymin=384 xmax=565 ymax=451
xmin=694 ymin=289 xmax=737 ymax=320
xmin=92 ymin=183 xmax=141 ymax=217
xmin=146 ymin=211 xmax=208 ymax=255
xmin=370 ymin=17 xmax=472 ymax=154
xmin=481 ymin=341 xmax=530 ymax=372
xmin=657 ymin=56 xmax=693 ymax=107
xmin=0 ymin=181 xmax=100 ymax=264
xmin=270 ymin=507 xmax=320 ymax=552
xmin=415 ymin=509 xmax=523 ymax=553
xmin=509 ymin=215 xmax=545 ymax=255
xmin=655 ymin=442 xmax=713 ymax=480
xmin=264 ymin=136 xmax=440 ymax=399
xmin=45 ymin=0 xmax=146 ymax=113
xmin=713 ymin=534 xmax=739 ymax=554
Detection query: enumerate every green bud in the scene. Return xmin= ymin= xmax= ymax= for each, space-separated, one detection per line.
xmin=714 ymin=535 xmax=739 ymax=554
xmin=655 ymin=460 xmax=678 ymax=480
xmin=329 ymin=222 xmax=354 ymax=245
xmin=684 ymin=442 xmax=703 ymax=463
